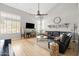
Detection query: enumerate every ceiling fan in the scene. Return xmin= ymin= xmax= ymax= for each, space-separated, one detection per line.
xmin=35 ymin=3 xmax=48 ymax=16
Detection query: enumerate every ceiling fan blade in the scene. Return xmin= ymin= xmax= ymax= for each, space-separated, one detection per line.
xmin=39 ymin=14 xmax=48 ymax=16
xmin=33 ymin=14 xmax=48 ymax=16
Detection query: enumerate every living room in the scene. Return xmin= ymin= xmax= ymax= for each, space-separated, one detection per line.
xmin=0 ymin=3 xmax=79 ymax=56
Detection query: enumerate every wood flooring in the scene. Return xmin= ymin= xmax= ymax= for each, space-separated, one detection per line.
xmin=11 ymin=38 xmax=77 ymax=56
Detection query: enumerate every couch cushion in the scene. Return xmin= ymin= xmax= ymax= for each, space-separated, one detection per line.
xmin=60 ymin=33 xmax=67 ymax=43
xmin=53 ymin=31 xmax=60 ymax=37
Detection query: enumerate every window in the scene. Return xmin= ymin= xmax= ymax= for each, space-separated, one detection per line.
xmin=0 ymin=11 xmax=21 ymax=34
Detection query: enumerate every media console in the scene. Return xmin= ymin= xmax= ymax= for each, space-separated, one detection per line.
xmin=24 ymin=31 xmax=36 ymax=38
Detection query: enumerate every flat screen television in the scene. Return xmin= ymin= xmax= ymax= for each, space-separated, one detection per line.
xmin=26 ymin=23 xmax=35 ymax=29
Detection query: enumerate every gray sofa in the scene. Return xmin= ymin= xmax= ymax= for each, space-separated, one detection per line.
xmin=47 ymin=31 xmax=72 ymax=53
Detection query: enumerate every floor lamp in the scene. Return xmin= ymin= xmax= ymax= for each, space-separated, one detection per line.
xmin=73 ymin=24 xmax=77 ymax=43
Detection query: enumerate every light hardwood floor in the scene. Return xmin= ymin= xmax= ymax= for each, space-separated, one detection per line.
xmin=11 ymin=38 xmax=77 ymax=56
xmin=11 ymin=38 xmax=50 ymax=56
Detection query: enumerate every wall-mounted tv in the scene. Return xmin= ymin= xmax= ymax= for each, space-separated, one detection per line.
xmin=26 ymin=23 xmax=35 ymax=29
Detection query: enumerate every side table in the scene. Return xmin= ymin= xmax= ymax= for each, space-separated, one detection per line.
xmin=50 ymin=42 xmax=59 ymax=56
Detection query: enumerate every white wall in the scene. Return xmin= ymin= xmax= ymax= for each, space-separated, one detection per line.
xmin=42 ymin=3 xmax=78 ymax=33
xmin=0 ymin=3 xmax=78 ymax=39
xmin=0 ymin=3 xmax=36 ymax=39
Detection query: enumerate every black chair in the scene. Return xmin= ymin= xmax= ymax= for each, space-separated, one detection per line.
xmin=2 ymin=39 xmax=11 ymax=56
xmin=4 ymin=39 xmax=11 ymax=46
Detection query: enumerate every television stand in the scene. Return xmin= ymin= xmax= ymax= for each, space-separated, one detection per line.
xmin=24 ymin=32 xmax=36 ymax=38
xmin=26 ymin=32 xmax=31 ymax=38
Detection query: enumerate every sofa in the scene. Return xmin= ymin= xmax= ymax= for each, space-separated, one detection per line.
xmin=47 ymin=31 xmax=72 ymax=53
xmin=57 ymin=33 xmax=72 ymax=53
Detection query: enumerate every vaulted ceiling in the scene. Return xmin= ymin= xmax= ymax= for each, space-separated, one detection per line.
xmin=4 ymin=3 xmax=57 ymax=14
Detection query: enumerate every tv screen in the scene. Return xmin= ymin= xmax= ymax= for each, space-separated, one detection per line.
xmin=26 ymin=23 xmax=35 ymax=29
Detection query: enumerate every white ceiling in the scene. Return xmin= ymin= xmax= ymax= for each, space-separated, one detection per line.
xmin=4 ymin=3 xmax=57 ymax=14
